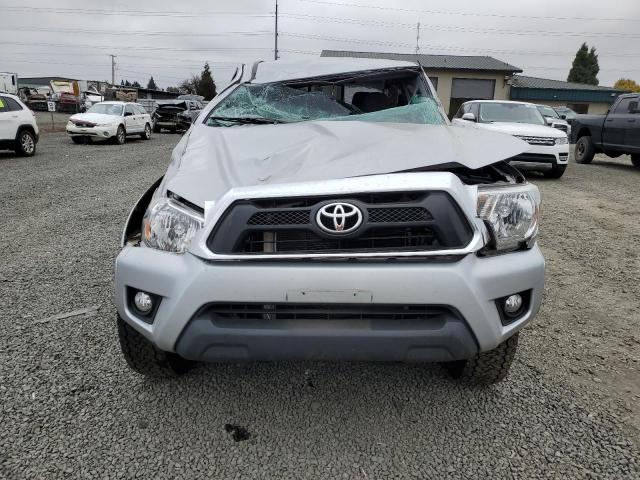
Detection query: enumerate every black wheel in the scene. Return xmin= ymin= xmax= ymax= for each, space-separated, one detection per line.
xmin=15 ymin=130 xmax=36 ymax=156
xmin=141 ymin=123 xmax=151 ymax=140
xmin=543 ymin=163 xmax=567 ymax=179
xmin=153 ymin=123 xmax=161 ymax=133
xmin=170 ymin=128 xmax=177 ymax=134
xmin=114 ymin=125 xmax=126 ymax=145
xmin=575 ymin=136 xmax=595 ymax=164
xmin=444 ymin=333 xmax=519 ymax=385
xmin=71 ymin=136 xmax=86 ymax=144
xmin=117 ymin=315 xmax=193 ymax=377
xmin=631 ymin=155 xmax=640 ymax=168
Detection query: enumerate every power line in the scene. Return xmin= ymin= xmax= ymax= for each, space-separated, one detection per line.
xmin=1 ymin=26 xmax=272 ymax=38
xmin=0 ymin=5 xmax=272 ymax=18
xmin=298 ymin=0 xmax=640 ymax=23
xmin=281 ymin=14 xmax=640 ymax=38
xmin=0 ymin=41 xmax=277 ymax=53
xmin=279 ymin=32 xmax=640 ymax=58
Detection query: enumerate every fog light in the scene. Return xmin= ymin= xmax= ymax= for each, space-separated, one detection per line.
xmin=504 ymin=294 xmax=523 ymax=315
xmin=134 ymin=291 xmax=153 ymax=313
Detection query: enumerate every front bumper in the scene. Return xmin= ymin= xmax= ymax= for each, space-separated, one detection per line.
xmin=66 ymin=123 xmax=118 ymax=139
xmin=510 ymin=143 xmax=569 ymax=166
xmin=115 ymin=245 xmax=545 ymax=361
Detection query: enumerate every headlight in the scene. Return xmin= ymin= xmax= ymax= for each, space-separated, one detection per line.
xmin=477 ymin=184 xmax=540 ymax=253
xmin=555 ymin=136 xmax=568 ymax=145
xmin=141 ymin=197 xmax=203 ymax=253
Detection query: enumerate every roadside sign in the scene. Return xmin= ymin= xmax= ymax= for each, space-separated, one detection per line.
xmin=47 ymin=101 xmax=56 ymax=112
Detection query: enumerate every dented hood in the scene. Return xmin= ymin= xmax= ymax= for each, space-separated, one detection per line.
xmin=166 ymin=121 xmax=529 ymax=207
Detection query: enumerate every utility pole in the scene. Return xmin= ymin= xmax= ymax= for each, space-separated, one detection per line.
xmin=109 ymin=54 xmax=117 ymax=86
xmin=415 ymin=22 xmax=421 ymax=54
xmin=274 ymin=0 xmax=279 ymax=60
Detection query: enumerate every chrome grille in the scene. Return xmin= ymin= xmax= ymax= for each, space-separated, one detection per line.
xmin=515 ymin=135 xmax=556 ymax=146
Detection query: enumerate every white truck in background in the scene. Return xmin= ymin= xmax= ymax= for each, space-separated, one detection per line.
xmin=0 ymin=73 xmax=19 ymax=95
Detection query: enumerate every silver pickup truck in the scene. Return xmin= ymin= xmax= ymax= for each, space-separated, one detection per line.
xmin=115 ymin=58 xmax=544 ymax=385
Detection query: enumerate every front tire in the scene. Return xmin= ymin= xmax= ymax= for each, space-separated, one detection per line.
xmin=141 ymin=123 xmax=151 ymax=140
xmin=16 ymin=130 xmax=36 ymax=156
xmin=153 ymin=123 xmax=161 ymax=133
xmin=631 ymin=154 xmax=640 ymax=168
xmin=543 ymin=163 xmax=567 ymax=179
xmin=114 ymin=125 xmax=126 ymax=145
xmin=444 ymin=333 xmax=519 ymax=385
xmin=71 ymin=136 xmax=86 ymax=145
xmin=117 ymin=315 xmax=193 ymax=377
xmin=575 ymin=136 xmax=595 ymax=164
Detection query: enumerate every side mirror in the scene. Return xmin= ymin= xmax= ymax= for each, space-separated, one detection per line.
xmin=461 ymin=112 xmax=476 ymax=122
xmin=559 ymin=114 xmax=567 ymax=120
xmin=544 ymin=116 xmax=554 ymax=125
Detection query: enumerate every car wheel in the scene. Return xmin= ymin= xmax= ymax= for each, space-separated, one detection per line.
xmin=543 ymin=163 xmax=567 ymax=179
xmin=114 ymin=125 xmax=126 ymax=145
xmin=443 ymin=333 xmax=519 ymax=385
xmin=575 ymin=136 xmax=595 ymax=164
xmin=141 ymin=123 xmax=151 ymax=140
xmin=153 ymin=123 xmax=161 ymax=133
xmin=631 ymin=154 xmax=640 ymax=168
xmin=71 ymin=136 xmax=86 ymax=144
xmin=117 ymin=315 xmax=193 ymax=377
xmin=15 ymin=130 xmax=36 ymax=156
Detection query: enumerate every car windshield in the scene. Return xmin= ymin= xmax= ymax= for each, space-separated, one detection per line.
xmin=88 ymin=103 xmax=124 ymax=116
xmin=555 ymin=108 xmax=576 ymax=119
xmin=537 ymin=105 xmax=560 ymax=119
xmin=479 ymin=103 xmax=546 ymax=125
xmin=206 ymin=69 xmax=445 ymax=127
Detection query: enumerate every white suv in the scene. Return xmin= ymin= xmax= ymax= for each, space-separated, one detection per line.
xmin=0 ymin=93 xmax=39 ymax=156
xmin=452 ymin=100 xmax=569 ymax=179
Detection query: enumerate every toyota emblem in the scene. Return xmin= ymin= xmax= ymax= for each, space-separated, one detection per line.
xmin=315 ymin=202 xmax=363 ymax=234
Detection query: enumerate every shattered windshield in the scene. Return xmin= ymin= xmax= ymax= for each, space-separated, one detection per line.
xmin=206 ymin=69 xmax=445 ymax=127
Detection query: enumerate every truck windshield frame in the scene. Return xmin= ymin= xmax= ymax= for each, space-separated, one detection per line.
xmin=205 ymin=68 xmax=446 ymax=127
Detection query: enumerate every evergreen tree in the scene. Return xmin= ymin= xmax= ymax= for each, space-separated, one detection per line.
xmin=131 ymin=81 xmax=141 ymax=88
xmin=567 ymin=43 xmax=599 ymax=85
xmin=197 ymin=62 xmax=217 ymax=100
xmin=147 ymin=76 xmax=158 ymax=90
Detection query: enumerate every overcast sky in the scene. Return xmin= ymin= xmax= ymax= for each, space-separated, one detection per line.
xmin=1 ymin=0 xmax=639 ymax=89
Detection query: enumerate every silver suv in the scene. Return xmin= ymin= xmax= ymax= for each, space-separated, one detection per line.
xmin=115 ymin=58 xmax=544 ymax=384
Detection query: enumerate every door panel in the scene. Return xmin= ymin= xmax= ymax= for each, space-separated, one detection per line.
xmin=0 ymin=96 xmax=16 ymax=140
xmin=603 ymin=97 xmax=632 ymax=148
xmin=124 ymin=104 xmax=138 ymax=132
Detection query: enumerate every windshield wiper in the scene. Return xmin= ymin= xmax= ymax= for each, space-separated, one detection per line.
xmin=208 ymin=116 xmax=285 ymax=125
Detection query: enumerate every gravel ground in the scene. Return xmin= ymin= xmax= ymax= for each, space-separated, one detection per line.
xmin=1 ymin=133 xmax=638 ymax=479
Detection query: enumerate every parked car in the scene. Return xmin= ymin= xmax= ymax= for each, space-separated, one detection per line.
xmin=152 ymin=99 xmax=203 ymax=133
xmin=115 ymin=58 xmax=544 ymax=385
xmin=66 ymin=101 xmax=151 ymax=144
xmin=571 ymin=93 xmax=640 ymax=167
xmin=452 ymin=100 xmax=569 ymax=179
xmin=553 ymin=106 xmax=578 ymax=121
xmin=0 ymin=92 xmax=39 ymax=156
xmin=536 ymin=104 xmax=571 ymax=137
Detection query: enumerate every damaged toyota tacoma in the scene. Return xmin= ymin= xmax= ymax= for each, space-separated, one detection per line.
xmin=115 ymin=58 xmax=544 ymax=384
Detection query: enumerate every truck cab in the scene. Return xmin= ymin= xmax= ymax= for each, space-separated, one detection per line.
xmin=572 ymin=93 xmax=640 ymax=167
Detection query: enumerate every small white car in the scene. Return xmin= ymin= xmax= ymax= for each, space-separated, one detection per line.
xmin=66 ymin=101 xmax=152 ymax=144
xmin=0 ymin=92 xmax=39 ymax=156
xmin=452 ymin=100 xmax=569 ymax=179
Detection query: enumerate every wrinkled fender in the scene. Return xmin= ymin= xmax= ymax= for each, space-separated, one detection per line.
xmin=121 ymin=176 xmax=163 ymax=247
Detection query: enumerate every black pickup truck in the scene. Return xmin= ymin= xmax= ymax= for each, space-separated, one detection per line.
xmin=571 ymin=93 xmax=640 ymax=168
